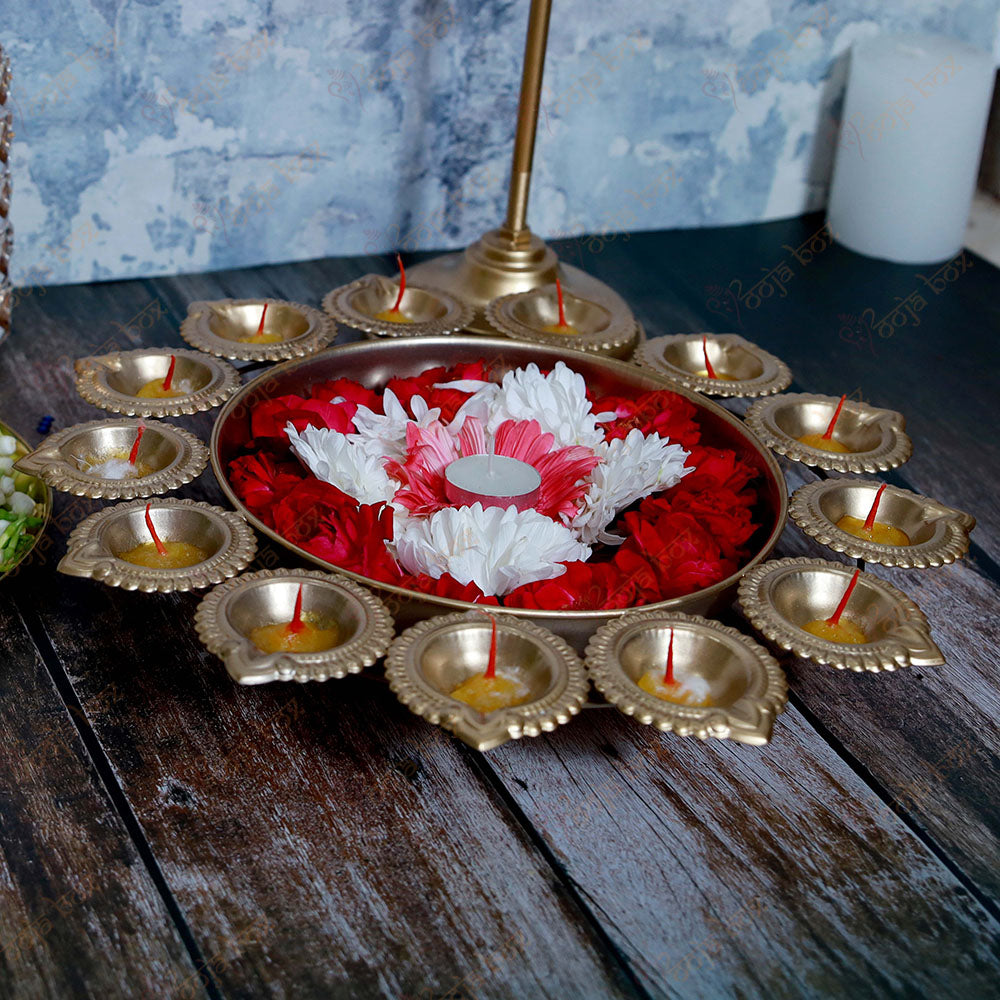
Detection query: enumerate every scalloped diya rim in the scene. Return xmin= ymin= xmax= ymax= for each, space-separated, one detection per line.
xmin=0 ymin=417 xmax=52 ymax=581
xmin=584 ymin=610 xmax=787 ymax=745
xmin=737 ymin=556 xmax=944 ymax=673
xmin=209 ymin=336 xmax=789 ymax=649
xmin=789 ymin=479 xmax=975 ymax=568
xmin=74 ymin=348 xmax=242 ymax=417
xmin=633 ymin=333 xmax=793 ymax=398
xmin=14 ymin=418 xmax=209 ymax=500
xmin=195 ymin=568 xmax=395 ymax=685
xmin=57 ymin=497 xmax=257 ymax=593
xmin=384 ymin=610 xmax=590 ymax=751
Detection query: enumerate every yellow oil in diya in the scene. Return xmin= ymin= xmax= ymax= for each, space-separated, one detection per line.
xmin=801 ymin=569 xmax=870 ymax=644
xmin=695 ymin=335 xmax=737 ymax=381
xmin=540 ymin=277 xmax=580 ymax=336
xmin=238 ymin=302 xmax=284 ymax=343
xmin=450 ymin=617 xmax=531 ymax=712
xmin=249 ymin=585 xmax=340 ymax=654
xmin=637 ymin=629 xmax=713 ymax=707
xmin=82 ymin=426 xmax=151 ymax=479
xmin=835 ymin=484 xmax=910 ymax=546
xmin=118 ymin=503 xmax=209 ymax=568
xmin=373 ymin=253 xmax=415 ymax=324
xmin=798 ymin=394 xmax=852 ymax=453
xmin=136 ymin=355 xmax=185 ymax=398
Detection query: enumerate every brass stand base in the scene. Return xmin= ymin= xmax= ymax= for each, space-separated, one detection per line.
xmin=407 ymin=227 xmax=636 ymax=337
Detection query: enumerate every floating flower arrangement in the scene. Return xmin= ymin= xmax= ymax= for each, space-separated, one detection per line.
xmin=226 ymin=359 xmax=762 ymax=610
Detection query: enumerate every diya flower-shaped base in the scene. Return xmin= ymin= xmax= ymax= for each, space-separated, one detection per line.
xmin=74 ymin=348 xmax=241 ymax=418
xmin=15 ymin=418 xmax=209 ymax=500
xmin=738 ymin=557 xmax=944 ymax=672
xmin=584 ymin=611 xmax=787 ymax=745
xmin=181 ymin=298 xmax=336 ymax=361
xmin=58 ymin=498 xmax=257 ymax=593
xmin=195 ymin=569 xmax=394 ymax=685
xmin=485 ymin=284 xmax=638 ymax=358
xmin=634 ymin=333 xmax=792 ymax=398
xmin=745 ymin=393 xmax=912 ymax=473
xmin=385 ymin=611 xmax=589 ymax=751
xmin=322 ymin=275 xmax=474 ymax=339
xmin=790 ymin=479 xmax=975 ymax=568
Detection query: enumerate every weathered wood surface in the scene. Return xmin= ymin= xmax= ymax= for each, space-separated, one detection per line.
xmin=0 ymin=217 xmax=998 ymax=998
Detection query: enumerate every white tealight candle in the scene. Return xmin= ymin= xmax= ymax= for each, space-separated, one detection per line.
xmin=827 ymin=33 xmax=994 ymax=264
xmin=444 ymin=455 xmax=542 ymax=512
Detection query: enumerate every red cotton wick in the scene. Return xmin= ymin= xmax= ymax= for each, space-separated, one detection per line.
xmin=144 ymin=503 xmax=168 ymax=556
xmin=485 ymin=616 xmax=497 ymax=679
xmin=826 ymin=569 xmax=860 ymax=626
xmin=864 ymin=484 xmax=888 ymax=532
xmin=556 ymin=277 xmax=567 ymax=328
xmin=287 ymin=584 xmax=305 ymax=634
xmin=662 ymin=628 xmax=675 ymax=685
xmin=822 ymin=394 xmax=847 ymax=440
xmin=702 ymin=335 xmax=718 ymax=379
xmin=128 ymin=425 xmax=145 ymax=465
xmin=256 ymin=303 xmax=269 ymax=337
xmin=162 ymin=354 xmax=176 ymax=391
xmin=391 ymin=253 xmax=406 ymax=312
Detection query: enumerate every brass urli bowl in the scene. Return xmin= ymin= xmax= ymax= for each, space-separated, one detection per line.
xmin=210 ymin=337 xmax=788 ymax=649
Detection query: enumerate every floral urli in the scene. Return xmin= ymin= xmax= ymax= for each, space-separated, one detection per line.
xmin=227 ymin=359 xmax=761 ymax=610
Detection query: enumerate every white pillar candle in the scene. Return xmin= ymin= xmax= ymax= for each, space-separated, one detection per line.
xmin=444 ymin=455 xmax=542 ymax=512
xmin=827 ymin=34 xmax=995 ymax=264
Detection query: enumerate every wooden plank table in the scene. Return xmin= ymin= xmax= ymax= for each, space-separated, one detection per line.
xmin=1 ymin=214 xmax=998 ymax=999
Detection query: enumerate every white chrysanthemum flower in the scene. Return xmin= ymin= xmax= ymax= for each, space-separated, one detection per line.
xmin=349 ymin=388 xmax=441 ymax=460
xmin=570 ymin=430 xmax=691 ymax=545
xmin=286 ymin=423 xmax=397 ymax=505
xmin=485 ymin=361 xmax=606 ymax=449
xmin=394 ymin=503 xmax=591 ymax=596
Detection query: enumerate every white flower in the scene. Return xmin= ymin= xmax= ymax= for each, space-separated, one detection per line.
xmin=485 ymin=361 xmax=606 ymax=449
xmin=350 ymin=388 xmax=441 ymax=461
xmin=286 ymin=423 xmax=397 ymax=505
xmin=394 ymin=503 xmax=591 ymax=596
xmin=571 ymin=429 xmax=691 ymax=544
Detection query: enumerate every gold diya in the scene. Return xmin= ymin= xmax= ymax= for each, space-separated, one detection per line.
xmin=584 ymin=611 xmax=787 ymax=745
xmin=484 ymin=281 xmax=638 ymax=359
xmin=195 ymin=569 xmax=394 ymax=685
xmin=790 ymin=479 xmax=975 ymax=568
xmin=738 ymin=557 xmax=944 ymax=672
xmin=634 ymin=333 xmax=792 ymax=398
xmin=385 ymin=611 xmax=589 ymax=751
xmin=58 ymin=498 xmax=257 ymax=593
xmin=15 ymin=418 xmax=209 ymax=500
xmin=745 ymin=393 xmax=912 ymax=473
xmin=74 ymin=348 xmax=241 ymax=418
xmin=322 ymin=274 xmax=474 ymax=339
xmin=180 ymin=298 xmax=336 ymax=361
xmin=0 ymin=417 xmax=52 ymax=580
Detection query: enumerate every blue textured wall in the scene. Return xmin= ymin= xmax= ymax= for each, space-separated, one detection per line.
xmin=5 ymin=0 xmax=999 ymax=286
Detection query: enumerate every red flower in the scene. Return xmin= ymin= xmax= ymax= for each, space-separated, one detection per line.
xmin=251 ymin=394 xmax=357 ymax=440
xmin=504 ymin=561 xmax=635 ymax=610
xmin=387 ymin=360 xmax=490 ymax=417
xmin=400 ymin=573 xmax=499 ymax=605
xmin=310 ymin=377 xmax=383 ymax=413
xmin=594 ymin=390 xmax=701 ymax=447
xmin=639 ymin=486 xmax=756 ymax=561
xmin=228 ymin=453 xmax=306 ymax=524
xmin=675 ymin=445 xmax=756 ymax=495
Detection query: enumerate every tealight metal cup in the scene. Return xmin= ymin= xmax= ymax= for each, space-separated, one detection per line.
xmin=385 ymin=611 xmax=589 ymax=751
xmin=584 ymin=611 xmax=788 ymax=745
xmin=195 ymin=569 xmax=394 ymax=684
xmin=58 ymin=498 xmax=257 ymax=593
xmin=74 ymin=348 xmax=241 ymax=417
xmin=738 ymin=556 xmax=944 ymax=672
xmin=14 ymin=418 xmax=209 ymax=500
xmin=745 ymin=393 xmax=912 ymax=473
xmin=789 ymin=479 xmax=975 ymax=568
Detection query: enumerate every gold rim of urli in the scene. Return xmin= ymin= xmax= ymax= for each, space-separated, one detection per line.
xmin=745 ymin=393 xmax=912 ymax=473
xmin=789 ymin=479 xmax=975 ymax=568
xmin=584 ymin=611 xmax=787 ymax=745
xmin=14 ymin=418 xmax=209 ymax=500
xmin=180 ymin=298 xmax=337 ymax=361
xmin=195 ymin=568 xmax=395 ymax=684
xmin=633 ymin=333 xmax=793 ymax=398
xmin=57 ymin=497 xmax=257 ymax=593
xmin=74 ymin=348 xmax=242 ymax=417
xmin=384 ymin=611 xmax=590 ymax=751
xmin=737 ymin=556 xmax=944 ymax=672
xmin=322 ymin=275 xmax=475 ymax=339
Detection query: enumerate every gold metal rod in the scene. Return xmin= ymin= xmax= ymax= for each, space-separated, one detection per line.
xmin=503 ymin=0 xmax=553 ymax=239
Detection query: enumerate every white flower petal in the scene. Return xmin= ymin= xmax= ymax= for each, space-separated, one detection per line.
xmin=286 ymin=423 xmax=397 ymax=505
xmin=351 ymin=389 xmax=441 ymax=460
